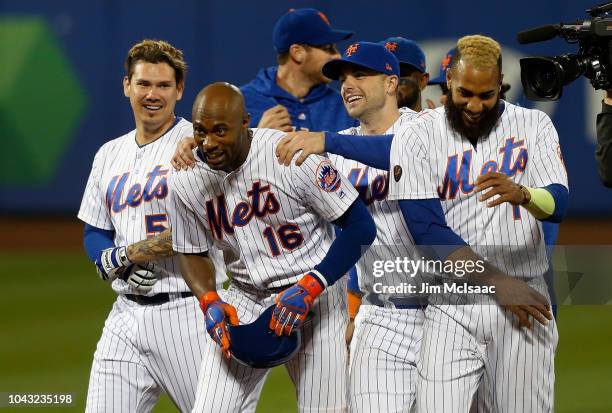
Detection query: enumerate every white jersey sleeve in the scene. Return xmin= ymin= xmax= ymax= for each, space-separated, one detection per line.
xmin=286 ymin=154 xmax=358 ymax=222
xmin=529 ymin=111 xmax=569 ymax=189
xmin=388 ymin=120 xmax=440 ymax=201
xmin=168 ymin=168 xmax=212 ymax=254
xmin=78 ymin=145 xmax=114 ymax=230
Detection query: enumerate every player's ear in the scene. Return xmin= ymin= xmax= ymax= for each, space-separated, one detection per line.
xmin=446 ymin=68 xmax=452 ymax=90
xmin=387 ymin=75 xmax=399 ymax=96
xmin=289 ymin=44 xmax=306 ymax=64
xmin=176 ymin=81 xmax=185 ymax=101
xmin=243 ymin=113 xmax=250 ymax=128
xmin=419 ymin=73 xmax=430 ymax=91
xmin=123 ymin=76 xmax=130 ymax=97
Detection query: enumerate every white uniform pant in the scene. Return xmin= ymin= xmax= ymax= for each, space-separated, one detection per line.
xmin=192 ymin=281 xmax=348 ymax=413
xmin=85 ymin=294 xmax=261 ymax=413
xmin=348 ymin=305 xmax=425 ymax=413
xmin=416 ymin=283 xmax=558 ymax=413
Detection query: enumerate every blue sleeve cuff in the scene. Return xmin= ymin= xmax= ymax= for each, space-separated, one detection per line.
xmin=83 ymin=224 xmax=115 ymax=262
xmin=325 ymin=132 xmax=393 ymax=170
xmin=543 ymin=184 xmax=568 ymax=223
xmin=314 ymin=198 xmax=376 ymax=286
xmin=399 ymin=199 xmax=467 ymax=260
xmin=347 ymin=267 xmax=360 ymax=294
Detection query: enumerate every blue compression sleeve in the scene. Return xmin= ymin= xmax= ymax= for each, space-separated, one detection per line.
xmin=347 ymin=267 xmax=360 ymax=294
xmin=314 ymin=198 xmax=376 ymax=286
xmin=334 ymin=226 xmax=361 ymax=294
xmin=325 ymin=132 xmax=393 ymax=170
xmin=399 ymin=199 xmax=467 ymax=260
xmin=83 ymin=224 xmax=115 ymax=262
xmin=543 ymin=184 xmax=569 ymax=223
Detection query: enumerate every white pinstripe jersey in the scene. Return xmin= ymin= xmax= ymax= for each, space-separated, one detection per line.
xmin=331 ymin=108 xmax=427 ymax=304
xmin=169 ymin=128 xmax=358 ymax=290
xmin=78 ymin=117 xmax=227 ymax=295
xmin=388 ymin=101 xmax=569 ymax=278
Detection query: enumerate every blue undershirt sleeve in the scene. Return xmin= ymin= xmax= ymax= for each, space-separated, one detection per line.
xmin=542 ymin=183 xmax=569 ymax=223
xmin=314 ymin=198 xmax=376 ymax=287
xmin=83 ymin=224 xmax=115 ymax=263
xmin=398 ymin=198 xmax=467 ymax=260
xmin=334 ymin=226 xmax=361 ymax=294
xmin=325 ymin=132 xmax=393 ymax=170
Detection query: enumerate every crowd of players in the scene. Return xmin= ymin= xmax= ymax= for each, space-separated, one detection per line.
xmin=79 ymin=7 xmax=574 ymax=413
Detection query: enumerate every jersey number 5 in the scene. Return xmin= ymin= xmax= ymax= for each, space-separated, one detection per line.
xmin=263 ymin=224 xmax=304 ymax=256
xmin=146 ymin=214 xmax=167 ymax=237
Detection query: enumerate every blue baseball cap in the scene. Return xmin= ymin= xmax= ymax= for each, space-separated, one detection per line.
xmin=273 ymin=8 xmax=354 ymax=53
xmin=380 ymin=37 xmax=426 ymax=75
xmin=429 ymin=47 xmax=456 ymax=85
xmin=322 ymin=41 xmax=400 ymax=80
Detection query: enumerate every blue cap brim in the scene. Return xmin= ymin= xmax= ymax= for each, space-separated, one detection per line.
xmin=311 ymin=29 xmax=354 ymax=46
xmin=399 ymin=62 xmax=425 ymax=75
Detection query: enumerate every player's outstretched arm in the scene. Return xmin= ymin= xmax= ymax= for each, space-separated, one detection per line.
xmin=270 ymin=198 xmax=376 ymax=336
xmin=179 ymin=252 xmax=239 ymax=359
xmin=399 ymin=198 xmax=553 ymax=329
xmin=275 ymin=130 xmax=392 ymax=169
xmin=127 ymin=228 xmax=175 ymax=262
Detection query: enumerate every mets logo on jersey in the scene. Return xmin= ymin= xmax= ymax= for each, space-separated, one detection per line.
xmin=316 ymin=160 xmax=341 ymax=192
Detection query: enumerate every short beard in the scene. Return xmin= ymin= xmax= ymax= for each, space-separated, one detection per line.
xmin=445 ymin=89 xmax=500 ymax=142
xmin=397 ymin=79 xmax=421 ymax=110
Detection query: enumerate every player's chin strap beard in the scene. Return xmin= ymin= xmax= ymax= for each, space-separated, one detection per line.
xmin=445 ymin=94 xmax=501 ymax=146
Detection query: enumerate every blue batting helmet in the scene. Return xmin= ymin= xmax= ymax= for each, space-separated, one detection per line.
xmin=227 ymin=305 xmax=302 ymax=368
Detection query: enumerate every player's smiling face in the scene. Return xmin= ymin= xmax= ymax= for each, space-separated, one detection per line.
xmin=192 ymin=100 xmax=250 ymax=173
xmin=447 ymin=61 xmax=500 ymax=125
xmin=445 ymin=60 xmax=501 ymax=140
xmin=124 ymin=61 xmax=183 ymax=134
xmin=339 ymin=65 xmax=393 ymax=119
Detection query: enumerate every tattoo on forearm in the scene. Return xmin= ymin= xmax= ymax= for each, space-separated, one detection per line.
xmin=127 ymin=229 xmax=175 ymax=262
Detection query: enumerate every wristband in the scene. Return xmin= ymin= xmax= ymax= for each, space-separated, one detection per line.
xmin=347 ymin=290 xmax=362 ymax=320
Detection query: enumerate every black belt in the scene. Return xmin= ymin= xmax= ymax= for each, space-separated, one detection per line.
xmin=124 ymin=292 xmax=193 ymax=305
xmin=388 ymin=296 xmax=428 ymax=309
xmin=232 ymin=279 xmax=289 ymax=295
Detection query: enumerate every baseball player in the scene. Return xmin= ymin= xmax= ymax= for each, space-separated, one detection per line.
xmin=241 ymin=8 xmax=357 ymax=132
xmin=170 ymin=8 xmax=357 ymax=172
xmin=277 ymin=35 xmax=569 ymax=412
xmin=315 ymin=42 xmax=426 ymax=412
xmin=392 ymin=34 xmax=568 ymax=413
xmin=167 ymin=82 xmax=376 ymax=412
xmin=78 ymin=39 xmax=238 ymax=413
xmin=380 ymin=37 xmax=430 ymax=112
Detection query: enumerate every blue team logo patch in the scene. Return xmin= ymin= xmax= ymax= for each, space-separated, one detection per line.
xmin=316 ymin=160 xmax=341 ymax=192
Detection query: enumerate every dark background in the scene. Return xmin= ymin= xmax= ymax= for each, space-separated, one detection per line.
xmin=0 ymin=0 xmax=610 ymax=215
